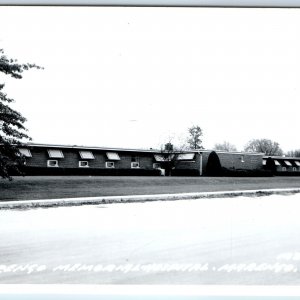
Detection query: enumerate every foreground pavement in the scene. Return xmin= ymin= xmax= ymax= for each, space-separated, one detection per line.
xmin=0 ymin=192 xmax=300 ymax=284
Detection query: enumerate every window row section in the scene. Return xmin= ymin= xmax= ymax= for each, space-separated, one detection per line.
xmin=47 ymin=160 xmax=162 ymax=169
xmin=262 ymin=159 xmax=300 ymax=171
xmin=19 ymin=148 xmax=164 ymax=169
xmin=279 ymin=166 xmax=300 ymax=172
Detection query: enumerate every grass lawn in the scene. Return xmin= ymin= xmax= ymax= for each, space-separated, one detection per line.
xmin=1 ymin=176 xmax=300 ymax=201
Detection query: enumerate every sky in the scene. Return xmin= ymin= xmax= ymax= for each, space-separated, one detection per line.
xmin=0 ymin=6 xmax=300 ymax=152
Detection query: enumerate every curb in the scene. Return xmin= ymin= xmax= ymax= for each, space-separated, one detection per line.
xmin=1 ymin=188 xmax=300 ymax=210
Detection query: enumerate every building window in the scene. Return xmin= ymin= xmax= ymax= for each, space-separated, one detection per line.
xmin=18 ymin=148 xmax=32 ymax=157
xmin=274 ymin=160 xmax=281 ymax=166
xmin=293 ymin=167 xmax=297 ymax=172
xmin=153 ymin=163 xmax=161 ymax=169
xmin=79 ymin=151 xmax=94 ymax=159
xmin=47 ymin=160 xmax=59 ymax=167
xmin=106 ymin=161 xmax=115 ymax=168
xmin=284 ymin=160 xmax=292 ymax=167
xmin=131 ymin=157 xmax=140 ymax=168
xmin=47 ymin=149 xmax=64 ymax=158
xmin=106 ymin=152 xmax=120 ymax=160
xmin=176 ymin=153 xmax=195 ymax=161
xmin=79 ymin=161 xmax=89 ymax=168
xmin=131 ymin=162 xmax=140 ymax=168
xmin=154 ymin=154 xmax=166 ymax=162
xmin=282 ymin=167 xmax=286 ymax=171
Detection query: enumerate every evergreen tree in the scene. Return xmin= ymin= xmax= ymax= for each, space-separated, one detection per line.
xmin=265 ymin=157 xmax=276 ymax=174
xmin=206 ymin=151 xmax=222 ymax=176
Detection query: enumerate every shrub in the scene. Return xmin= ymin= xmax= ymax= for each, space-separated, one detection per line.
xmin=170 ymin=169 xmax=200 ymax=177
xmin=220 ymin=168 xmax=273 ymax=177
xmin=11 ymin=166 xmax=161 ymax=176
xmin=205 ymin=151 xmax=222 ymax=176
xmin=265 ymin=157 xmax=276 ymax=173
xmin=273 ymin=171 xmax=300 ymax=176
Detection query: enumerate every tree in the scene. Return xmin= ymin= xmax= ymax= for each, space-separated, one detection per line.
xmin=187 ymin=125 xmax=203 ymax=149
xmin=214 ymin=141 xmax=237 ymax=152
xmin=0 ymin=49 xmax=42 ymax=180
xmin=244 ymin=138 xmax=283 ymax=156
xmin=286 ymin=149 xmax=300 ymax=157
xmin=157 ymin=141 xmax=186 ymax=176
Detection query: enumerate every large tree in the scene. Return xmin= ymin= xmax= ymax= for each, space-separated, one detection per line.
xmin=214 ymin=141 xmax=237 ymax=152
xmin=244 ymin=138 xmax=283 ymax=156
xmin=187 ymin=125 xmax=203 ymax=149
xmin=0 ymin=49 xmax=42 ymax=180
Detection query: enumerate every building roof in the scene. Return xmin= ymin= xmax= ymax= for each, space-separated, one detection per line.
xmin=24 ymin=143 xmax=161 ymax=153
xmin=263 ymin=155 xmax=300 ymax=160
xmin=22 ymin=143 xmax=264 ymax=155
xmin=211 ymin=150 xmax=264 ymax=155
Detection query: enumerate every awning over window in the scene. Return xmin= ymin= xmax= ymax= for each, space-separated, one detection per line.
xmin=294 ymin=161 xmax=300 ymax=167
xmin=154 ymin=154 xmax=175 ymax=161
xmin=176 ymin=153 xmax=195 ymax=161
xmin=106 ymin=152 xmax=120 ymax=160
xmin=154 ymin=153 xmax=195 ymax=161
xmin=284 ymin=160 xmax=292 ymax=166
xmin=79 ymin=150 xmax=94 ymax=159
xmin=154 ymin=154 xmax=166 ymax=162
xmin=274 ymin=160 xmax=281 ymax=166
xmin=48 ymin=149 xmax=64 ymax=158
xmin=18 ymin=148 xmax=32 ymax=157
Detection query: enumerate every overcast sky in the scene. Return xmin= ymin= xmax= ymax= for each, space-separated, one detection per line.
xmin=0 ymin=6 xmax=300 ymax=151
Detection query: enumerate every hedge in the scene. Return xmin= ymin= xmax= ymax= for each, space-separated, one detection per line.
xmin=218 ymin=168 xmax=273 ymax=177
xmin=273 ymin=171 xmax=300 ymax=176
xmin=170 ymin=169 xmax=200 ymax=177
xmin=9 ymin=166 xmax=162 ymax=176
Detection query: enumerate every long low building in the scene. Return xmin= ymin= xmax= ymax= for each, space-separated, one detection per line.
xmin=14 ymin=143 xmax=265 ymax=176
xmin=263 ymin=156 xmax=300 ymax=174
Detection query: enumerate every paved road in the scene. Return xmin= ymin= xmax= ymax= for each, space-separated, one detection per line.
xmin=1 ymin=194 xmax=300 ymax=284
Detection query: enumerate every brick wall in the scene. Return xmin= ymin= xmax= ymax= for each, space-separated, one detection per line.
xmin=25 ymin=147 xmax=49 ymax=167
xmin=25 ymin=147 xmax=155 ymax=169
xmin=26 ymin=148 xmax=83 ymax=168
xmin=217 ymin=152 xmax=263 ymax=170
xmin=174 ymin=154 xmax=200 ymax=170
